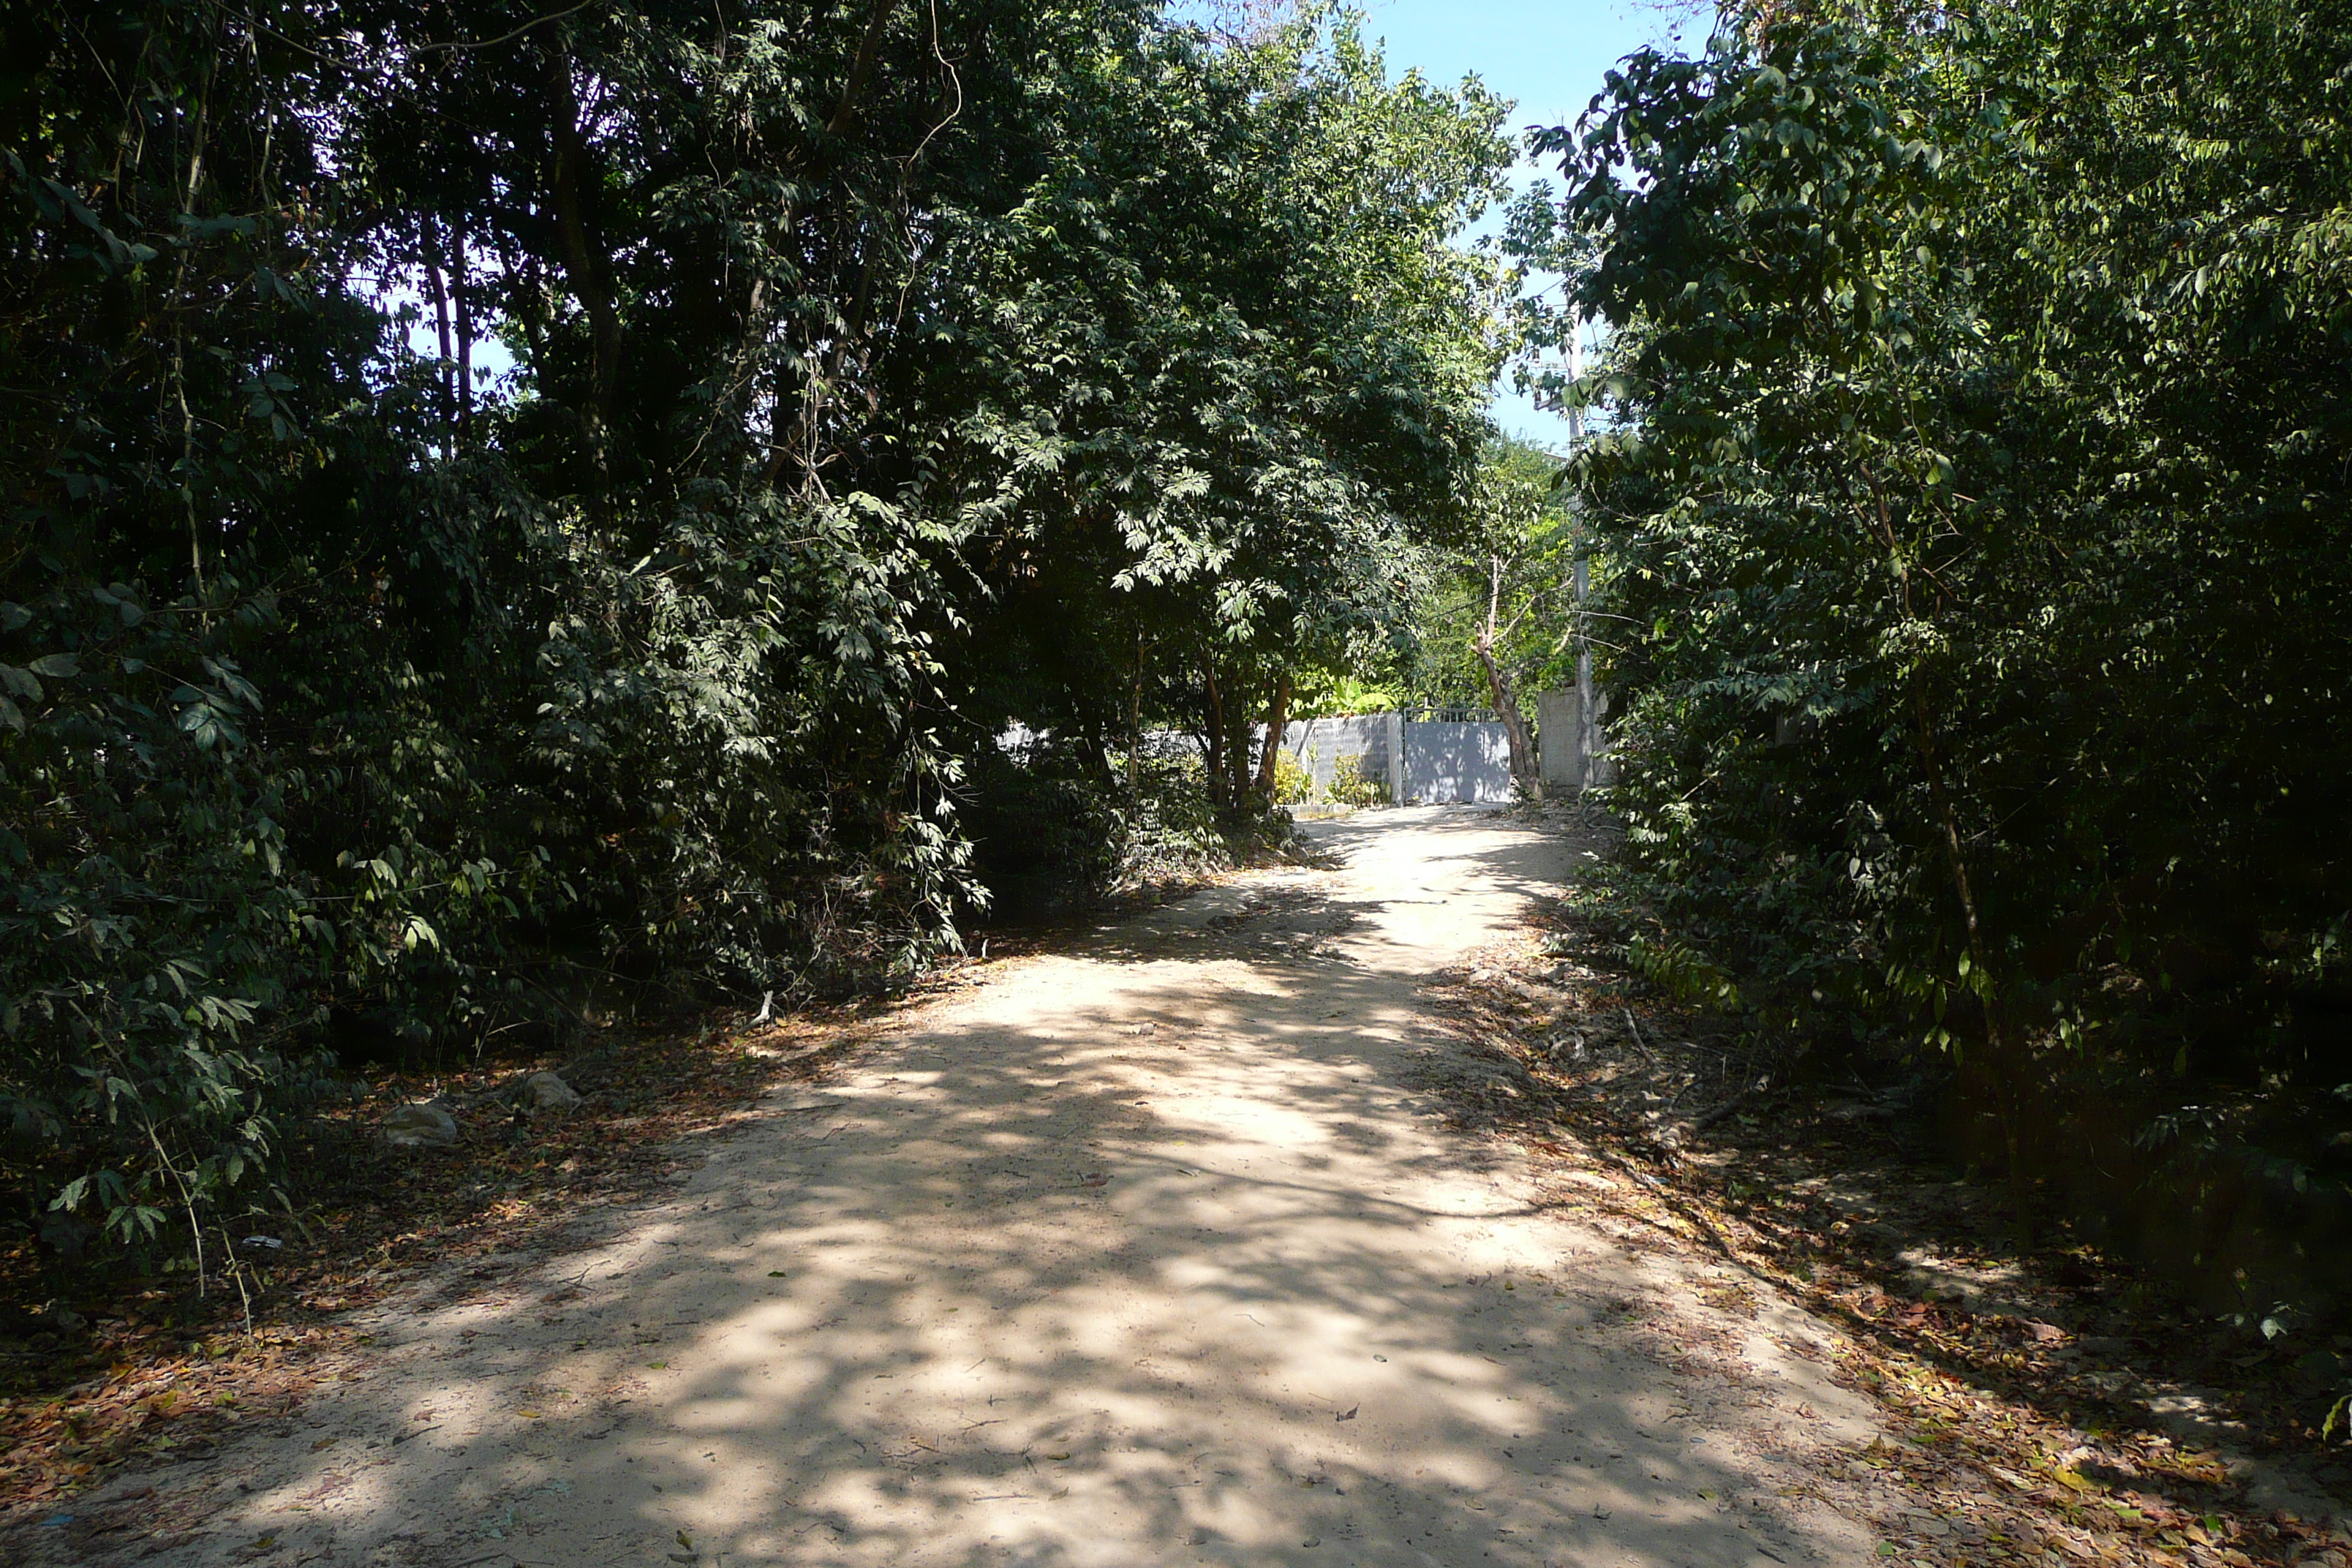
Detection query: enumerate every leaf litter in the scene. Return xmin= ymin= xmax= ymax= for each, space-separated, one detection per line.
xmin=1411 ymin=845 xmax=2351 ymax=1568
xmin=0 ymin=969 xmax=992 ymax=1531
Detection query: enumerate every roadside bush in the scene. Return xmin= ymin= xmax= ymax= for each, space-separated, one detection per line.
xmin=1270 ymin=752 xmax=1315 ymax=806
xmin=961 ymin=743 xmax=1267 ymax=918
xmin=1328 ymin=753 xmax=1390 ymax=809
xmin=960 ymin=741 xmax=1126 ymax=918
xmin=1536 ymin=0 xmax=2352 ymax=1321
xmin=1117 ymin=756 xmax=1235 ymax=892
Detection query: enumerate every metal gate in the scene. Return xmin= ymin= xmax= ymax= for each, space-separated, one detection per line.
xmin=1399 ymin=710 xmax=1515 ymax=804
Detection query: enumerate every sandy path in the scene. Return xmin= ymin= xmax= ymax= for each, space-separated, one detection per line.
xmin=56 ymin=807 xmax=1885 ymax=1568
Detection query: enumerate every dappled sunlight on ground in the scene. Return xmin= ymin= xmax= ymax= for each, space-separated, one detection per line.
xmin=42 ymin=809 xmax=1877 ymax=1568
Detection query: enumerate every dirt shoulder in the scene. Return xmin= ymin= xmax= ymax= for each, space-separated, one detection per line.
xmin=0 ymin=976 xmax=954 ymax=1515
xmin=1414 ymin=802 xmax=2351 ymax=1568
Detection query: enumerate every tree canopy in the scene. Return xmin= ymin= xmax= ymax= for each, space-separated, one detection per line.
xmin=0 ymin=0 xmax=1509 ymax=1256
xmin=1520 ymin=0 xmax=2352 ymax=1300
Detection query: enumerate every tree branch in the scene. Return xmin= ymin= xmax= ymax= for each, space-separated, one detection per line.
xmin=826 ymin=0 xmax=897 ymax=139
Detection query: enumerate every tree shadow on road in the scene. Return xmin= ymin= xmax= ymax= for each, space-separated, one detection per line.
xmin=40 ymin=807 xmax=1837 ymax=1568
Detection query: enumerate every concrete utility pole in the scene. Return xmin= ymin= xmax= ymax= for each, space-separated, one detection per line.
xmin=1573 ymin=545 xmax=1594 ymax=790
xmin=1527 ymin=323 xmax=1607 ymax=796
xmin=1563 ymin=326 xmax=1586 ymax=447
xmin=1565 ymin=322 xmax=1605 ymax=791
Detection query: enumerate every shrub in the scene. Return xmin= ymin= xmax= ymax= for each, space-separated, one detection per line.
xmin=1271 ymin=751 xmax=1316 ymax=805
xmin=1328 ymin=753 xmax=1390 ymax=809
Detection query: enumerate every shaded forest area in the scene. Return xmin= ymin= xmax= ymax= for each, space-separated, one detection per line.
xmin=1 ymin=1 xmax=1509 ymax=1264
xmin=1431 ymin=883 xmax=2350 ymax=1558
xmin=1527 ymin=0 xmax=2352 ymax=1431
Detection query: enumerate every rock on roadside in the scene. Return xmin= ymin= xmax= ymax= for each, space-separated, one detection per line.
xmin=381 ymin=1102 xmax=460 ymax=1150
xmin=519 ymin=1070 xmax=581 ymax=1115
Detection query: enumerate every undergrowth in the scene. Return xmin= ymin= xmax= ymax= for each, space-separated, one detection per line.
xmin=1416 ymin=853 xmax=2351 ymax=1566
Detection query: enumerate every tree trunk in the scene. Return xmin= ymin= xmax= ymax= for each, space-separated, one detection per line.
xmin=1127 ymin=632 xmax=1145 ymax=799
xmin=548 ymin=54 xmax=623 ymax=469
xmin=421 ymin=220 xmax=454 ymax=434
xmin=1475 ymin=557 xmax=1539 ymax=796
xmin=1254 ymin=671 xmax=1292 ymax=801
xmin=1475 ymin=640 xmax=1537 ymax=796
xmin=825 ymin=0 xmax=898 ymax=139
xmin=1914 ymin=685 xmax=2035 ymax=1244
xmin=453 ymin=223 xmax=472 ymax=440
xmin=1203 ymin=664 xmax=1226 ymax=809
xmin=1866 ymin=470 xmax=2034 ymax=1246
xmin=1224 ymin=683 xmax=1254 ymax=808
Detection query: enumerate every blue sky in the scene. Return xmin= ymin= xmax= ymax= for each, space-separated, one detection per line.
xmin=1351 ymin=0 xmax=1686 ymax=442
xmin=1357 ymin=0 xmax=1679 ymax=148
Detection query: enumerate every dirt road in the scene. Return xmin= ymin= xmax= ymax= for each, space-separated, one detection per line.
xmin=53 ymin=808 xmax=1885 ymax=1567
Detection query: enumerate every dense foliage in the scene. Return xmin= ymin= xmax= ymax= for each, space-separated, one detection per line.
xmin=1529 ymin=0 xmax=2351 ymax=1309
xmin=1403 ymin=440 xmax=1575 ymax=711
xmin=0 ymin=1 xmax=1507 ymax=1259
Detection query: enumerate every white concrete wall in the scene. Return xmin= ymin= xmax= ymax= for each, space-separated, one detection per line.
xmin=1276 ymin=714 xmax=1395 ymax=801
